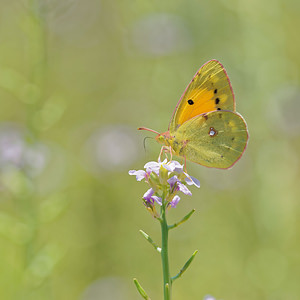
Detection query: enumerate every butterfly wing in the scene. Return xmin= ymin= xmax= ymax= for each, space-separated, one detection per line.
xmin=169 ymin=60 xmax=235 ymax=132
xmin=171 ymin=110 xmax=248 ymax=169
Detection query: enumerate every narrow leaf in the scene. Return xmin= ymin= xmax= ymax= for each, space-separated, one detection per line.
xmin=139 ymin=230 xmax=161 ymax=253
xmin=168 ymin=209 xmax=195 ymax=230
xmin=171 ymin=250 xmax=198 ymax=282
xmin=133 ymin=278 xmax=151 ymax=300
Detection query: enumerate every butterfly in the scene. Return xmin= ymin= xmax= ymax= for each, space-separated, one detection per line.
xmin=139 ymin=60 xmax=249 ymax=169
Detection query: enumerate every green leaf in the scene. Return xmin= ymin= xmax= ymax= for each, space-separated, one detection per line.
xmin=171 ymin=250 xmax=198 ymax=282
xmin=139 ymin=230 xmax=161 ymax=253
xmin=168 ymin=209 xmax=195 ymax=230
xmin=133 ymin=278 xmax=151 ymax=299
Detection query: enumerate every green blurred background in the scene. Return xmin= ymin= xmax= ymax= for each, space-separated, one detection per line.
xmin=0 ymin=0 xmax=299 ymax=299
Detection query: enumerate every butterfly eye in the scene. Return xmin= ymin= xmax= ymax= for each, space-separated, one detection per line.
xmin=187 ymin=99 xmax=194 ymax=105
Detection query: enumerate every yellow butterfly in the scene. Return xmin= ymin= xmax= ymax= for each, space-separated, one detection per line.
xmin=139 ymin=60 xmax=249 ymax=169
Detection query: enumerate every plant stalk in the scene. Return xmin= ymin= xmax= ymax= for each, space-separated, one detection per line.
xmin=161 ymin=202 xmax=171 ymax=300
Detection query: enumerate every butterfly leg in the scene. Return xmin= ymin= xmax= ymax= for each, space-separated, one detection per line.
xmin=158 ymin=146 xmax=171 ymax=162
xmin=158 ymin=146 xmax=165 ymax=162
xmin=169 ymin=146 xmax=173 ymax=161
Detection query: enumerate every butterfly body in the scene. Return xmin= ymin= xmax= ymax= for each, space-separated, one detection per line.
xmin=142 ymin=60 xmax=249 ymax=169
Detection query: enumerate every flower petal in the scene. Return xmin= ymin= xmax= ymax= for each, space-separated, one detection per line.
xmin=163 ymin=160 xmax=183 ymax=173
xmin=129 ymin=170 xmax=147 ymax=181
xmin=152 ymin=196 xmax=162 ymax=206
xmin=170 ymin=195 xmax=180 ymax=208
xmin=167 ymin=175 xmax=178 ymax=189
xmin=184 ymin=172 xmax=200 ymax=188
xmin=143 ymin=188 xmax=154 ymax=201
xmin=170 ymin=160 xmax=184 ymax=173
xmin=144 ymin=161 xmax=161 ymax=174
xmin=163 ymin=163 xmax=174 ymax=172
xmin=177 ymin=182 xmax=192 ymax=195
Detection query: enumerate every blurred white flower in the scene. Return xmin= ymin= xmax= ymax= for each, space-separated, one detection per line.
xmin=268 ymin=85 xmax=300 ymax=137
xmin=83 ymin=125 xmax=140 ymax=173
xmin=130 ymin=13 xmax=192 ymax=56
xmin=0 ymin=125 xmax=49 ymax=177
xmin=39 ymin=0 xmax=101 ymax=46
xmin=0 ymin=127 xmax=23 ymax=167
xmin=81 ymin=277 xmax=132 ymax=300
xmin=204 ymin=296 xmax=216 ymax=300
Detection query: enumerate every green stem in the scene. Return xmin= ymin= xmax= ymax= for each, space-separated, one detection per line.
xmin=161 ymin=197 xmax=171 ymax=300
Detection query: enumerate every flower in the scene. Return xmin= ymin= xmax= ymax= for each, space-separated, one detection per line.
xmin=168 ymin=175 xmax=192 ymax=196
xmin=203 ymin=295 xmax=216 ymax=300
xmin=143 ymin=188 xmax=162 ymax=206
xmin=169 ymin=195 xmax=180 ymax=208
xmin=129 ymin=159 xmax=200 ymax=212
xmin=184 ymin=172 xmax=200 ymax=188
xmin=128 ymin=169 xmax=150 ymax=181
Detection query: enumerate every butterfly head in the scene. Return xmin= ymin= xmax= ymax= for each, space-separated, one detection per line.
xmin=155 ymin=131 xmax=172 ymax=147
xmin=138 ymin=127 xmax=172 ymax=147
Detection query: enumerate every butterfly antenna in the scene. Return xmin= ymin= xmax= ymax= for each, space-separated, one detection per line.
xmin=143 ymin=136 xmax=154 ymax=152
xmin=138 ymin=127 xmax=160 ymax=135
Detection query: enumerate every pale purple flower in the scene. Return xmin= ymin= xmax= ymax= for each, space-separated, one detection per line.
xmin=144 ymin=160 xmax=163 ymax=175
xmin=168 ymin=175 xmax=192 ymax=195
xmin=143 ymin=188 xmax=162 ymax=206
xmin=167 ymin=175 xmax=178 ymax=190
xmin=128 ymin=169 xmax=150 ymax=181
xmin=184 ymin=172 xmax=200 ymax=188
xmin=169 ymin=195 xmax=180 ymax=208
xmin=129 ymin=159 xmax=200 ymax=209
xmin=163 ymin=160 xmax=183 ymax=173
xmin=177 ymin=181 xmax=192 ymax=195
xmin=144 ymin=159 xmax=184 ymax=175
xmin=152 ymin=195 xmax=162 ymax=206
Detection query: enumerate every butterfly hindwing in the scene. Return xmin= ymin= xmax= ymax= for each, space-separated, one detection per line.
xmin=170 ymin=110 xmax=248 ymax=169
xmin=169 ymin=60 xmax=235 ymax=132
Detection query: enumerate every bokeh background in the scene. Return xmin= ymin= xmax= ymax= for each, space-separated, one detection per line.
xmin=0 ymin=0 xmax=299 ymax=299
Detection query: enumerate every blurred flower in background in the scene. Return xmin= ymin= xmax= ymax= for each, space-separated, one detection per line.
xmin=203 ymin=296 xmax=217 ymax=300
xmin=268 ymin=85 xmax=300 ymax=137
xmin=39 ymin=0 xmax=101 ymax=46
xmin=81 ymin=277 xmax=134 ymax=300
xmin=130 ymin=13 xmax=192 ymax=56
xmin=82 ymin=125 xmax=140 ymax=174
xmin=0 ymin=124 xmax=49 ymax=177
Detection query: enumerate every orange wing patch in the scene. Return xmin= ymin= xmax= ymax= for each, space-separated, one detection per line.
xmin=177 ymin=88 xmax=230 ymax=127
xmin=177 ymin=88 xmax=215 ymax=126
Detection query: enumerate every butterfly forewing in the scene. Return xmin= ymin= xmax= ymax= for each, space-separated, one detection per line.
xmin=169 ymin=60 xmax=235 ymax=132
xmin=171 ymin=111 xmax=248 ymax=169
